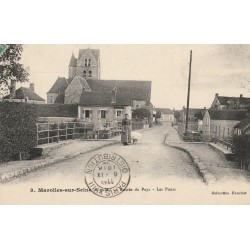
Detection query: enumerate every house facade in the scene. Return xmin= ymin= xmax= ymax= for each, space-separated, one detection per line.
xmin=155 ymin=108 xmax=175 ymax=123
xmin=202 ymin=109 xmax=247 ymax=140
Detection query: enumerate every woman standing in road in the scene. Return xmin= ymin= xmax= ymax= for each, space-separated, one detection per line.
xmin=121 ymin=114 xmax=131 ymax=146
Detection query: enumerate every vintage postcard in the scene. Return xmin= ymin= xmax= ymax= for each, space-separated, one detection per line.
xmin=0 ymin=44 xmax=250 ymax=204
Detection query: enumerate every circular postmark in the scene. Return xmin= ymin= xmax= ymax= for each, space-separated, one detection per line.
xmin=85 ymin=152 xmax=130 ymax=198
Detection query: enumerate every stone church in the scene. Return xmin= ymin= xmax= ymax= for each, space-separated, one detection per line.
xmin=47 ymin=48 xmax=153 ymax=129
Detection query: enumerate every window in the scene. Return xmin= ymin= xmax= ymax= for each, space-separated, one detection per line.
xmin=85 ymin=110 xmax=90 ymax=118
xmin=116 ymin=109 xmax=123 ymax=117
xmin=100 ymin=110 xmax=106 ymax=119
xmin=89 ymin=71 xmax=92 ymax=77
xmin=88 ymin=59 xmax=91 ymax=66
xmin=83 ymin=70 xmax=87 ymax=77
xmin=85 ymin=59 xmax=88 ymax=66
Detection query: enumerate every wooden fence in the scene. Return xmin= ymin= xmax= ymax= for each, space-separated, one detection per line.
xmin=36 ymin=122 xmax=94 ymax=145
xmin=37 ymin=120 xmax=148 ymax=145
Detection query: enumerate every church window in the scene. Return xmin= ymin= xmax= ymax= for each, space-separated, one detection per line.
xmin=83 ymin=70 xmax=87 ymax=77
xmin=89 ymin=71 xmax=92 ymax=77
xmin=88 ymin=58 xmax=91 ymax=66
xmin=85 ymin=59 xmax=88 ymax=66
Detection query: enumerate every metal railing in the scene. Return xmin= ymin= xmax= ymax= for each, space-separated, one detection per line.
xmin=213 ymin=127 xmax=234 ymax=151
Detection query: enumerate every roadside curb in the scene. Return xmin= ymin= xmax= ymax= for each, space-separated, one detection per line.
xmin=0 ymin=126 xmax=157 ymax=184
xmin=0 ymin=140 xmax=120 ymax=184
xmin=164 ymin=135 xmax=217 ymax=185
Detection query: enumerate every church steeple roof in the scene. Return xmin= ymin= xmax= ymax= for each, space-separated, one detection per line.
xmin=69 ymin=53 xmax=77 ymax=67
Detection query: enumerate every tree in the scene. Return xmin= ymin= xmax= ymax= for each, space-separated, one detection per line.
xmin=155 ymin=110 xmax=161 ymax=119
xmin=174 ymin=111 xmax=180 ymax=122
xmin=0 ymin=44 xmax=29 ymax=96
xmin=132 ymin=108 xmax=151 ymax=119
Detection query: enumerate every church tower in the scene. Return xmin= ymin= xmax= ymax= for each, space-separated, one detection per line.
xmin=68 ymin=48 xmax=100 ymax=80
xmin=68 ymin=53 xmax=77 ymax=79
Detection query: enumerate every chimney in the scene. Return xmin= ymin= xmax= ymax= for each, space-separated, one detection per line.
xmin=215 ymin=93 xmax=219 ymax=97
xmin=240 ymin=94 xmax=243 ymax=98
xmin=111 ymin=87 xmax=117 ymax=103
xmin=204 ymin=107 xmax=206 ymax=110
xmin=30 ymin=83 xmax=34 ymax=92
xmin=10 ymin=80 xmax=16 ymax=99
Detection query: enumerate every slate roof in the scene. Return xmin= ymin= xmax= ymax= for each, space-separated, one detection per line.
xmin=78 ymin=49 xmax=100 ymax=62
xmin=79 ymin=91 xmax=113 ymax=106
xmin=208 ymin=110 xmax=247 ymax=121
xmin=78 ymin=79 xmax=151 ymax=106
xmin=47 ymin=77 xmax=69 ymax=93
xmin=4 ymin=87 xmax=45 ymax=101
xmin=85 ymin=79 xmax=151 ymax=104
xmin=69 ymin=53 xmax=77 ymax=67
xmin=234 ymin=117 xmax=250 ymax=129
xmin=217 ymin=96 xmax=250 ymax=105
xmin=71 ymin=76 xmax=91 ymax=91
xmin=155 ymin=108 xmax=174 ymax=114
xmin=182 ymin=108 xmax=206 ymax=116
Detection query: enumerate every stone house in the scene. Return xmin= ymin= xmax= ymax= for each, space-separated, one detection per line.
xmin=202 ymin=109 xmax=247 ymax=140
xmin=4 ymin=81 xmax=45 ymax=104
xmin=211 ymin=93 xmax=250 ymax=110
xmin=66 ymin=78 xmax=151 ymax=130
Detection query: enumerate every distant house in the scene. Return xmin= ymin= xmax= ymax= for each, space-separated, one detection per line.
xmin=155 ymin=108 xmax=175 ymax=123
xmin=202 ymin=109 xmax=247 ymax=140
xmin=179 ymin=106 xmax=207 ymax=123
xmin=211 ymin=93 xmax=250 ymax=110
xmin=47 ymin=77 xmax=69 ymax=104
xmin=179 ymin=106 xmax=206 ymax=132
xmin=234 ymin=115 xmax=250 ymax=135
xmin=4 ymin=81 xmax=45 ymax=104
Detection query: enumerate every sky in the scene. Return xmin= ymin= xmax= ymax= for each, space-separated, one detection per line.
xmin=19 ymin=44 xmax=250 ymax=110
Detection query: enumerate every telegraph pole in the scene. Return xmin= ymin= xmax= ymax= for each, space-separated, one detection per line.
xmin=185 ymin=50 xmax=192 ymax=134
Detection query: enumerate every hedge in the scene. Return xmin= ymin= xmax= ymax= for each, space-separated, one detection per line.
xmin=37 ymin=104 xmax=78 ymax=117
xmin=0 ymin=102 xmax=38 ymax=162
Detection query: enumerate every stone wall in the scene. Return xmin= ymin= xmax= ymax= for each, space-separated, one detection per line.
xmin=47 ymin=93 xmax=58 ymax=104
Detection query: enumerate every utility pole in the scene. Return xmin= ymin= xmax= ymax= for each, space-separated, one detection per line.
xmin=185 ymin=50 xmax=192 ymax=134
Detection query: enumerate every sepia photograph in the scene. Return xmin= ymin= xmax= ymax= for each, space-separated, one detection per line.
xmin=0 ymin=44 xmax=250 ymax=204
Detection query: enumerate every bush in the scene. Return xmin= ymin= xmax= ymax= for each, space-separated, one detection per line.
xmin=132 ymin=108 xmax=151 ymax=119
xmin=0 ymin=102 xmax=38 ymax=162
